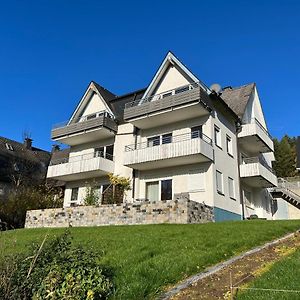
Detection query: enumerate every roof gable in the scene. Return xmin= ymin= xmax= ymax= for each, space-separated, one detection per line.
xmin=69 ymin=82 xmax=116 ymax=124
xmin=142 ymin=51 xmax=209 ymax=99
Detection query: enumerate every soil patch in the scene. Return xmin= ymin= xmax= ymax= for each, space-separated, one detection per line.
xmin=167 ymin=232 xmax=300 ymax=300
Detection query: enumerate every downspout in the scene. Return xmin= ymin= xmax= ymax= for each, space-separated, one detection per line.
xmin=131 ymin=126 xmax=139 ymax=200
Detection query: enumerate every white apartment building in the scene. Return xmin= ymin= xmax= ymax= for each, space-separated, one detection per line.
xmin=47 ymin=52 xmax=278 ymax=221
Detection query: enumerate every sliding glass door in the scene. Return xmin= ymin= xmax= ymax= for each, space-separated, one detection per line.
xmin=146 ymin=181 xmax=159 ymax=201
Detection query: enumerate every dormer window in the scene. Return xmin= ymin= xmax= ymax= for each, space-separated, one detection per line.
xmin=5 ymin=143 xmax=13 ymax=151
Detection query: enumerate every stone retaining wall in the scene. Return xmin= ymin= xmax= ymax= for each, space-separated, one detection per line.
xmin=25 ymin=199 xmax=214 ymax=228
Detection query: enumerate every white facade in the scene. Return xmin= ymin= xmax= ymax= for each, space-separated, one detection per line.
xmin=47 ymin=52 xmax=279 ymax=221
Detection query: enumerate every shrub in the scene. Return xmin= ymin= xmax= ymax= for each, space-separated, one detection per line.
xmin=0 ymin=231 xmax=114 ymax=300
xmin=84 ymin=186 xmax=100 ymax=206
xmin=0 ymin=184 xmax=63 ymax=229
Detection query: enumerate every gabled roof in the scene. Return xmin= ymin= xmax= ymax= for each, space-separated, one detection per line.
xmin=69 ymin=81 xmax=116 ymax=124
xmin=108 ymin=88 xmax=146 ymax=123
xmin=220 ymin=83 xmax=255 ymax=118
xmin=0 ymin=136 xmax=50 ymax=184
xmin=142 ymin=51 xmax=210 ymax=99
xmin=0 ymin=136 xmax=50 ymax=164
xmin=92 ymin=81 xmax=117 ymax=104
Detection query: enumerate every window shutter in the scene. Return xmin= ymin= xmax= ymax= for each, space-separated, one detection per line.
xmin=189 ymin=170 xmax=205 ymax=192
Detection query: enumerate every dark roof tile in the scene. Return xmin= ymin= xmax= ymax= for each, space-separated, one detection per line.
xmin=220 ymin=83 xmax=255 ymax=117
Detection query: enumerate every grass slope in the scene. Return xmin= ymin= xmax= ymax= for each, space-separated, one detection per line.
xmin=236 ymin=246 xmax=300 ymax=300
xmin=1 ymin=220 xmax=300 ymax=299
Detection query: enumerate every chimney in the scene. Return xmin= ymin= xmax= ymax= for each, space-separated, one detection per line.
xmin=51 ymin=144 xmax=60 ymax=153
xmin=24 ymin=138 xmax=33 ymax=150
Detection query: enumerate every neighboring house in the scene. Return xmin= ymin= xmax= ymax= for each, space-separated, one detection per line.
xmin=47 ymin=51 xmax=278 ymax=221
xmin=0 ymin=137 xmax=50 ymax=199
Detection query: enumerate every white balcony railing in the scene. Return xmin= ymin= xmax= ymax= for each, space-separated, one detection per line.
xmin=47 ymin=152 xmax=114 ymax=180
xmin=52 ymin=110 xmax=115 ymax=129
xmin=238 ymin=118 xmax=273 ymax=151
xmin=123 ymin=82 xmax=211 ymax=123
xmin=240 ymin=156 xmax=277 ymax=186
xmin=124 ymin=132 xmax=214 ymax=168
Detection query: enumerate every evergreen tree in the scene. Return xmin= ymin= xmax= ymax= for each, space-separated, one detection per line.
xmin=273 ymin=135 xmax=297 ymax=178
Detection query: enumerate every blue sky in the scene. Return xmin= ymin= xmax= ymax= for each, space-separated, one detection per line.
xmin=0 ymin=0 xmax=299 ymax=150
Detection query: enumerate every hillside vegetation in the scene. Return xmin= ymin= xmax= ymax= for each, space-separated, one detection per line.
xmin=1 ymin=220 xmax=300 ymax=299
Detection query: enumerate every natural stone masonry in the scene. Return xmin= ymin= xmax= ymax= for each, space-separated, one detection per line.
xmin=25 ymin=199 xmax=214 ymax=228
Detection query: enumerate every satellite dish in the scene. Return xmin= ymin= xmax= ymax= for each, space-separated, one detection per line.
xmin=210 ymin=83 xmax=222 ymax=93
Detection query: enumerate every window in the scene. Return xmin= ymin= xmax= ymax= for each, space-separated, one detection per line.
xmin=94 ymin=145 xmax=114 ymax=161
xmin=146 ymin=179 xmax=173 ymax=201
xmin=86 ymin=113 xmax=97 ymax=120
xmin=243 ymin=190 xmax=253 ymax=208
xmin=95 ymin=146 xmax=104 ymax=158
xmin=146 ymin=181 xmax=159 ymax=201
xmin=5 ymin=143 xmax=13 ymax=151
xmin=102 ymin=184 xmax=110 ymax=194
xmin=228 ymin=177 xmax=235 ymax=199
xmin=147 ymin=136 xmax=160 ymax=147
xmin=162 ymin=133 xmax=172 ymax=144
xmin=226 ymin=135 xmax=233 ymax=156
xmin=188 ymin=170 xmax=205 ymax=192
xmin=175 ymin=86 xmax=189 ymax=94
xmin=191 ymin=126 xmax=202 ymax=139
xmin=105 ymin=145 xmax=114 ymax=160
xmin=162 ymin=92 xmax=172 ymax=98
xmin=214 ymin=126 xmax=222 ymax=148
xmin=216 ymin=171 xmax=223 ymax=194
xmin=161 ymin=179 xmax=172 ymax=200
xmin=71 ymin=187 xmax=79 ymax=201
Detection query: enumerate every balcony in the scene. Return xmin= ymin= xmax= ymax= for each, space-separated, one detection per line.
xmin=124 ymin=83 xmax=211 ymax=129
xmin=238 ymin=118 xmax=274 ymax=153
xmin=124 ymin=132 xmax=214 ymax=170
xmin=240 ymin=156 xmax=277 ymax=187
xmin=51 ymin=111 xmax=118 ymax=146
xmin=47 ymin=152 xmax=114 ymax=181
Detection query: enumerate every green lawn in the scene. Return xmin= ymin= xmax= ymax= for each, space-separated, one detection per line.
xmin=1 ymin=220 xmax=300 ymax=299
xmin=236 ymin=247 xmax=300 ymax=300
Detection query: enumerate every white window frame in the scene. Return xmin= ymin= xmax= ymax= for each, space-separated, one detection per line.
xmin=216 ymin=170 xmax=224 ymax=195
xmin=70 ymin=187 xmax=79 ymax=205
xmin=226 ymin=135 xmax=233 ymax=157
xmin=228 ymin=177 xmax=235 ymax=200
xmin=145 ymin=177 xmax=173 ymax=201
xmin=214 ymin=125 xmax=222 ymax=148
